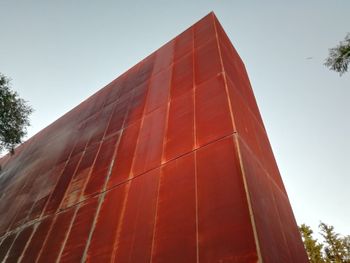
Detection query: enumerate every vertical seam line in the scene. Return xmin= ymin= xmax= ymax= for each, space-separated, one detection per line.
xmin=234 ymin=135 xmax=263 ymax=263
xmin=212 ymin=14 xmax=236 ymax=132
xmin=150 ymin=43 xmax=174 ymax=263
xmin=192 ymin=26 xmax=200 ymax=263
xmin=110 ymin=60 xmax=155 ymax=262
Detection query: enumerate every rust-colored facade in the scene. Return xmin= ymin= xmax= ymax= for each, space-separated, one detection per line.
xmin=0 ymin=13 xmax=308 ymax=262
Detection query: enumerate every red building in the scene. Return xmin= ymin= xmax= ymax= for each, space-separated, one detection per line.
xmin=0 ymin=13 xmax=308 ymax=262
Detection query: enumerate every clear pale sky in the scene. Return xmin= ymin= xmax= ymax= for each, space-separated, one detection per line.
xmin=0 ymin=1 xmax=349 ymax=238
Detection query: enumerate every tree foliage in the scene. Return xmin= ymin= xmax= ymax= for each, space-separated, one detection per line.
xmin=324 ymin=33 xmax=350 ymax=75
xmin=299 ymin=224 xmax=325 ymax=263
xmin=320 ymin=223 xmax=350 ymax=263
xmin=300 ymin=222 xmax=350 ymax=263
xmin=0 ymin=73 xmax=33 ymax=154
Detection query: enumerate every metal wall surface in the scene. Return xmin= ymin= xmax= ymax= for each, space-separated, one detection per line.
xmin=0 ymin=13 xmax=308 ymax=263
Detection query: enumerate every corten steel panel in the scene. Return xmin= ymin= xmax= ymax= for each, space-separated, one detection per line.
xmin=152 ymin=154 xmax=197 ymax=262
xmin=164 ymin=88 xmax=195 ymax=161
xmin=60 ymin=197 xmax=99 ymax=262
xmin=196 ymin=137 xmax=258 ymax=262
xmin=5 ymin=224 xmax=34 ymax=263
xmin=36 ymin=207 xmax=76 ymax=262
xmin=85 ymin=183 xmax=128 ymax=262
xmin=20 ymin=216 xmax=54 ymax=262
xmin=0 ymin=234 xmax=16 ymax=262
xmin=113 ymin=168 xmax=160 ymax=262
xmin=0 ymin=12 xmax=308 ymax=262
